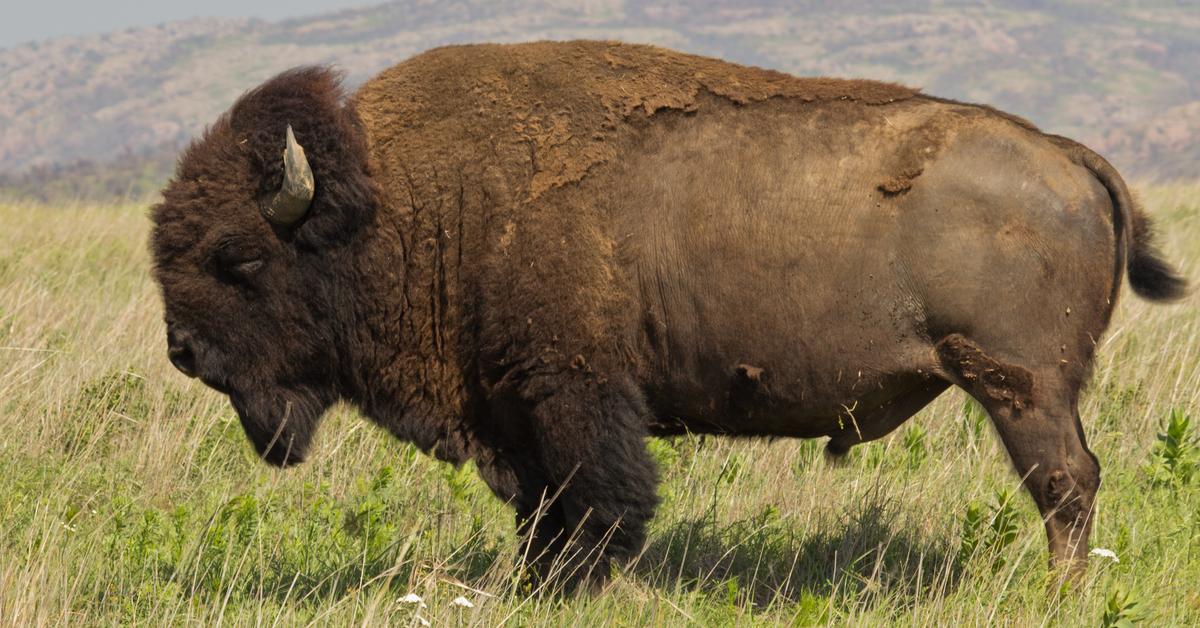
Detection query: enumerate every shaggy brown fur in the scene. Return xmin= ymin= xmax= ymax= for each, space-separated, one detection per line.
xmin=152 ymin=41 xmax=1186 ymax=591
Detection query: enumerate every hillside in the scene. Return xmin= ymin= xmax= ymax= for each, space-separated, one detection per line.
xmin=2 ymin=0 xmax=1198 ymax=200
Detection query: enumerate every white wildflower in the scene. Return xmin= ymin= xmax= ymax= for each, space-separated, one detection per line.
xmin=415 ymin=615 xmax=431 ymax=627
xmin=398 ymin=592 xmax=427 ymax=608
xmin=450 ymin=595 xmax=475 ymax=609
xmin=1089 ymin=547 xmax=1119 ymax=563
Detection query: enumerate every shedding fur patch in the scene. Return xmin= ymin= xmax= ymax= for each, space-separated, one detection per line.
xmin=355 ymin=40 xmax=918 ymax=203
xmin=936 ymin=334 xmax=1033 ymax=412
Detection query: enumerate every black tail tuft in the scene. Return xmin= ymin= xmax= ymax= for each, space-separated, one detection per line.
xmin=1129 ymin=224 xmax=1188 ymax=302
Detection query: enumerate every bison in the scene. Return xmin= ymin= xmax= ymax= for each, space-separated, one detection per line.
xmin=151 ymin=40 xmax=1187 ymax=590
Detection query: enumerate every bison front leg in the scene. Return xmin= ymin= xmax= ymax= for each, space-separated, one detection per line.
xmin=507 ymin=372 xmax=660 ymax=592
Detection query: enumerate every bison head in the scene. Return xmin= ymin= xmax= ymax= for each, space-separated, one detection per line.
xmin=151 ymin=67 xmax=378 ymax=466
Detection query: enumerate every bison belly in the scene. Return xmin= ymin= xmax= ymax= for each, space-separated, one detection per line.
xmin=609 ymin=96 xmax=1116 ymax=439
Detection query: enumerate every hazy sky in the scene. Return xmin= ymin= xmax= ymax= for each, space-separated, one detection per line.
xmin=0 ymin=0 xmax=374 ymax=48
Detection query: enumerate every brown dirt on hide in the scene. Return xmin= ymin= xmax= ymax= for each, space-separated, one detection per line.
xmin=878 ymin=167 xmax=924 ymax=196
xmin=935 ymin=334 xmax=1034 ymax=413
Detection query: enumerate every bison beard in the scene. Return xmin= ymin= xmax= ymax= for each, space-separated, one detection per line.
xmin=229 ymin=386 xmax=331 ymax=467
xmin=151 ymin=41 xmax=1186 ymax=594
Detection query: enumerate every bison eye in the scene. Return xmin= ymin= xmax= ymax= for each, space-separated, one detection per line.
xmin=231 ymin=259 xmax=264 ymax=275
xmin=211 ymin=245 xmax=265 ymax=283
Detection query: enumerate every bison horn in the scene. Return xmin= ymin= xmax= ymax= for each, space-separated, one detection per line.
xmin=263 ymin=125 xmax=315 ymax=226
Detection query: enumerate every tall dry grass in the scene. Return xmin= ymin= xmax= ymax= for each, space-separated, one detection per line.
xmin=0 ymin=187 xmax=1197 ymax=625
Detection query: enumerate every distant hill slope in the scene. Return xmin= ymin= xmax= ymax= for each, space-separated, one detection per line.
xmin=2 ymin=0 xmax=1198 ymax=200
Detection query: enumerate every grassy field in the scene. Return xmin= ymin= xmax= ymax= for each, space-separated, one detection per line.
xmin=0 ymin=187 xmax=1197 ymax=626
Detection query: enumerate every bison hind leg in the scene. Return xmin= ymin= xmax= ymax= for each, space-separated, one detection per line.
xmin=934 ymin=333 xmax=1099 ymax=577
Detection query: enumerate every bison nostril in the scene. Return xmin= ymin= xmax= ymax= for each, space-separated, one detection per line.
xmin=167 ymin=327 xmax=198 ymax=378
xmin=168 ymin=344 xmax=197 ymax=377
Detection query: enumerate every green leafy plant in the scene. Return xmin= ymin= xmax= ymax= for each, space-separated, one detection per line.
xmin=959 ymin=489 xmax=1019 ymax=570
xmin=723 ymin=576 xmax=741 ymax=607
xmin=443 ymin=461 xmax=480 ymax=503
xmin=647 ymin=437 xmax=681 ymax=469
xmin=903 ymin=424 xmax=928 ymax=469
xmin=1101 ymin=588 xmax=1147 ymax=628
xmin=1148 ymin=408 xmax=1197 ymax=487
xmin=863 ymin=442 xmax=887 ymax=469
xmin=717 ymin=454 xmax=742 ymax=486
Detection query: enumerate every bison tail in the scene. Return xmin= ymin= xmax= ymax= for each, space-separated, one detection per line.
xmin=1128 ymin=221 xmax=1189 ymax=302
xmin=1058 ymin=137 xmax=1188 ymax=303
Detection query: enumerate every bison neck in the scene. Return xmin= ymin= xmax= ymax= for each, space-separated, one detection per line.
xmin=341 ymin=183 xmax=485 ymax=465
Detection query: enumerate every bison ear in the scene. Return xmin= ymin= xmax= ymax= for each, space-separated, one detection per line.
xmin=251 ymin=118 xmax=377 ymax=248
xmin=229 ymin=67 xmax=377 ymax=246
xmin=286 ymin=132 xmax=378 ymax=249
